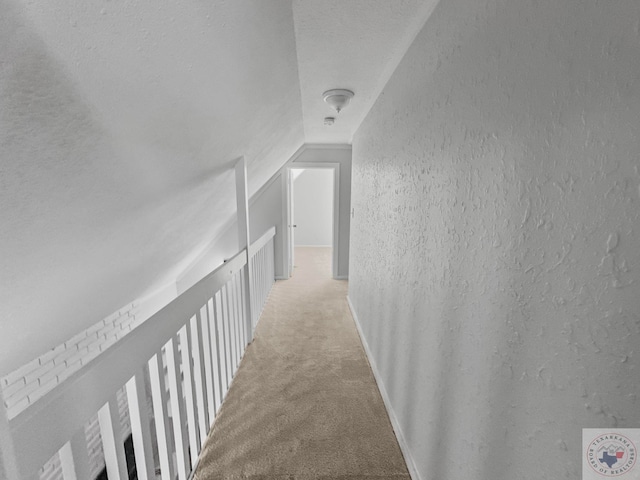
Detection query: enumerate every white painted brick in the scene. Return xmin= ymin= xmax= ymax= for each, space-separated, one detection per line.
xmin=85 ymin=321 xmax=107 ymax=336
xmin=53 ymin=346 xmax=81 ymax=366
xmin=2 ymin=357 xmax=41 ymax=386
xmin=107 ymin=306 xmax=129 ymax=323
xmin=64 ymin=330 xmax=88 ymax=350
xmin=83 ymin=349 xmax=101 ymax=366
xmin=97 ymin=322 xmax=117 ymax=338
xmin=29 ymin=376 xmax=58 ymax=404
xmin=2 ymin=378 xmax=25 ymax=398
xmin=56 ymin=365 xmax=77 ymax=384
xmin=38 ymin=451 xmax=62 ymax=480
xmin=24 ymin=361 xmax=52 ymax=385
xmin=104 ymin=328 xmax=120 ymax=340
xmin=2 ymin=295 xmax=160 ymax=421
xmin=114 ymin=314 xmax=131 ymax=326
xmin=5 ymin=394 xmax=30 ymax=415
xmin=86 ymin=415 xmax=106 ymax=479
xmin=37 ymin=344 xmax=67 ymax=366
xmin=64 ymin=347 xmax=89 ymax=369
xmin=38 ymin=362 xmax=67 ymax=386
xmin=99 ymin=335 xmax=118 ymax=352
xmin=6 ymin=379 xmax=40 ymax=406
xmin=115 ymin=329 xmax=129 ymax=340
xmin=76 ymin=333 xmax=101 ymax=351
xmin=119 ymin=302 xmax=135 ymax=315
xmin=131 ymin=316 xmax=144 ymax=329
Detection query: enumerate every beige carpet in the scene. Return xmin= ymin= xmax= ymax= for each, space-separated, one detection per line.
xmin=194 ymin=247 xmax=410 ymax=480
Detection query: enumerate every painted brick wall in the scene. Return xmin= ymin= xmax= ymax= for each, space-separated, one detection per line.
xmin=7 ymin=301 xmax=139 ymax=480
xmin=2 ymin=283 xmax=175 ymax=480
xmin=38 ymin=389 xmax=129 ymax=480
xmin=348 ymin=1 xmax=640 ymax=479
xmin=2 ymin=303 xmax=140 ymax=419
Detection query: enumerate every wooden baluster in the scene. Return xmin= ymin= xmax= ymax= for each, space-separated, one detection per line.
xmin=59 ymin=430 xmax=91 ymax=480
xmin=251 ymin=256 xmax=258 ymax=329
xmin=98 ymin=395 xmax=128 ymax=480
xmin=232 ymin=275 xmax=242 ymax=363
xmin=126 ymin=368 xmax=156 ymax=480
xmin=232 ymin=278 xmax=241 ymax=367
xmin=225 ymin=280 xmax=236 ymax=378
xmin=180 ymin=322 xmax=200 ymax=467
xmin=214 ymin=291 xmax=229 ymax=399
xmin=240 ymin=271 xmax=248 ymax=349
xmin=200 ymin=300 xmax=216 ymax=425
xmin=270 ymin=239 xmax=275 ymax=288
xmin=238 ymin=269 xmax=247 ymax=348
xmin=253 ymin=251 xmax=262 ymax=316
xmin=259 ymin=249 xmax=264 ymax=309
xmin=221 ymin=284 xmax=234 ymax=385
xmin=148 ymin=351 xmax=175 ymax=480
xmin=192 ymin=309 xmax=209 ymax=446
xmin=209 ymin=296 xmax=223 ymax=412
xmin=166 ymin=335 xmax=190 ymax=480
xmin=234 ymin=157 xmax=254 ymax=349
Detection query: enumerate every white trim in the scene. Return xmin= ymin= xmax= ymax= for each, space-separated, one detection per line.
xmin=9 ymin=251 xmax=249 ymax=478
xmin=295 ymin=245 xmax=332 ymax=248
xmin=301 ymin=143 xmax=352 ymax=151
xmin=346 ymin=296 xmax=421 ymax=480
xmin=334 ymin=275 xmax=348 ymax=280
xmin=235 ymin=157 xmax=254 ymax=345
xmin=247 ymin=227 xmax=276 ymax=258
xmin=286 ymin=144 xmax=307 ymax=164
xmin=287 ymin=162 xmax=340 ymax=279
xmin=249 ymin=170 xmax=283 ymax=208
xmin=285 ymin=143 xmax=351 ymax=165
xmin=281 ymin=171 xmax=290 ymax=279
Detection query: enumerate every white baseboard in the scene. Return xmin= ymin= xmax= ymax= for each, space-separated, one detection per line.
xmin=334 ymin=275 xmax=348 ymax=280
xmin=275 ymin=276 xmax=287 ymax=280
xmin=346 ymin=296 xmax=422 ymax=480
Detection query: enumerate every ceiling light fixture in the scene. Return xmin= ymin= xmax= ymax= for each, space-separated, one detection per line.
xmin=323 ymin=89 xmax=354 ymax=114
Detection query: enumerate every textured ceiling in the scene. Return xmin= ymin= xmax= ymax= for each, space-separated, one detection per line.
xmin=293 ymin=0 xmax=441 ymax=143
xmin=0 ymin=0 xmax=437 ymax=373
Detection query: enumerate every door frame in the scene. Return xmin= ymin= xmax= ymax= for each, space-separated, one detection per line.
xmin=285 ymin=162 xmax=340 ymax=279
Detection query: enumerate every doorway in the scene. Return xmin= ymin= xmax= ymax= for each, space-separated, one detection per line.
xmin=287 ymin=164 xmax=339 ymax=278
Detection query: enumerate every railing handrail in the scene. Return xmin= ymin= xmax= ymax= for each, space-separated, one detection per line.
xmin=6 ymin=227 xmax=276 ymax=478
xmin=248 ymin=226 xmax=276 ymax=258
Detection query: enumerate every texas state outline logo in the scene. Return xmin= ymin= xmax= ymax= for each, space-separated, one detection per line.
xmin=583 ymin=429 xmax=638 ymax=478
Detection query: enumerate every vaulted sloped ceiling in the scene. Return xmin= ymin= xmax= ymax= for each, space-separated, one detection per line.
xmin=0 ymin=0 xmax=437 ymax=373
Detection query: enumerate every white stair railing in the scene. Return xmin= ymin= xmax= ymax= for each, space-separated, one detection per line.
xmin=248 ymin=227 xmax=276 ymax=331
xmin=0 ymin=227 xmax=276 ymax=480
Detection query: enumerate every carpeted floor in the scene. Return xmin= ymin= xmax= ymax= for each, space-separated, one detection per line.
xmin=194 ymin=247 xmax=410 ymax=480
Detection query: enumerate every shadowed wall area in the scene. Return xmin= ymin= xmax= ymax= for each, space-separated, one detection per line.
xmin=194 ymin=247 xmax=409 ymax=479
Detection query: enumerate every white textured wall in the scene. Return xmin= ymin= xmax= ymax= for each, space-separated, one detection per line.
xmin=348 ymin=1 xmax=640 ymax=479
xmin=179 ymin=145 xmax=354 ymax=285
xmin=293 ymin=169 xmax=333 ymax=246
xmin=177 ymin=171 xmax=287 ymax=292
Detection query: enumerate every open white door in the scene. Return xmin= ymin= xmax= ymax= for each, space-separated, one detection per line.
xmin=287 ymin=168 xmax=295 ymax=277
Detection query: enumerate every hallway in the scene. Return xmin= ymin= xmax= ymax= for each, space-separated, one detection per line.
xmin=194 ymin=247 xmax=409 ymax=479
